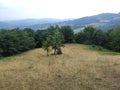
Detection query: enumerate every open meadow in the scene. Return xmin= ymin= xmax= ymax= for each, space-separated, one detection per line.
xmin=0 ymin=44 xmax=120 ymax=90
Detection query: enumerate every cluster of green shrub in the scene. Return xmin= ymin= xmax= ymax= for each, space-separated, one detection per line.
xmin=0 ymin=28 xmax=35 ymax=57
xmin=75 ymin=26 xmax=120 ymax=52
xmin=0 ymin=25 xmax=120 ymax=57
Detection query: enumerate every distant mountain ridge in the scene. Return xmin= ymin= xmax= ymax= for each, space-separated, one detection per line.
xmin=0 ymin=18 xmax=64 ymax=29
xmin=53 ymin=13 xmax=120 ymax=31
xmin=0 ymin=13 xmax=120 ymax=31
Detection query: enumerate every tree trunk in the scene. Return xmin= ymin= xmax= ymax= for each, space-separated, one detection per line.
xmin=47 ymin=50 xmax=49 ymax=56
xmin=54 ymin=48 xmax=57 ymax=55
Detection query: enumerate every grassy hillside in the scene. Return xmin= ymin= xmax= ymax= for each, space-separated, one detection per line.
xmin=0 ymin=44 xmax=120 ymax=90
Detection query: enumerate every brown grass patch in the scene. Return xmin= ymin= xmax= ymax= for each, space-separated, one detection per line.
xmin=0 ymin=44 xmax=120 ymax=90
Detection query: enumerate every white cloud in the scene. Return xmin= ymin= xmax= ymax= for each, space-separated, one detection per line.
xmin=0 ymin=0 xmax=120 ymax=20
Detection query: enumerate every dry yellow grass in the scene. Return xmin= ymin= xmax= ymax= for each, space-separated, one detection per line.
xmin=0 ymin=44 xmax=120 ymax=90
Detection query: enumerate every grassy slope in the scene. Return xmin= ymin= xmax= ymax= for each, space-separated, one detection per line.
xmin=86 ymin=45 xmax=120 ymax=55
xmin=0 ymin=44 xmax=120 ymax=90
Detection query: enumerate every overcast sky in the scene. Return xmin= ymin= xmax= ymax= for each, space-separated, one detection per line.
xmin=0 ymin=0 xmax=120 ymax=21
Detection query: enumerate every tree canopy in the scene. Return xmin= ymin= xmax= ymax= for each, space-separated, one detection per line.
xmin=42 ymin=29 xmax=64 ymax=56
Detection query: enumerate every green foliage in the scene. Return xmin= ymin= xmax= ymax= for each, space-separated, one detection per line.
xmin=86 ymin=45 xmax=120 ymax=55
xmin=75 ymin=26 xmax=120 ymax=52
xmin=35 ymin=26 xmax=61 ymax=48
xmin=1 ymin=25 xmax=120 ymax=58
xmin=0 ymin=29 xmax=35 ymax=57
xmin=51 ymin=29 xmax=64 ymax=55
xmin=75 ymin=26 xmax=96 ymax=44
xmin=42 ymin=35 xmax=52 ymax=56
xmin=60 ymin=26 xmax=74 ymax=43
xmin=35 ymin=30 xmax=47 ymax=48
xmin=57 ymin=48 xmax=62 ymax=55
xmin=75 ymin=31 xmax=85 ymax=43
xmin=23 ymin=28 xmax=35 ymax=37
xmin=0 ymin=25 xmax=73 ymax=58
xmin=75 ymin=26 xmax=108 ymax=45
xmin=93 ymin=29 xmax=108 ymax=46
xmin=107 ymin=28 xmax=120 ymax=52
xmin=42 ymin=29 xmax=64 ymax=56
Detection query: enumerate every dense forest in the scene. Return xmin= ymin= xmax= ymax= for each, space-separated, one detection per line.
xmin=0 ymin=25 xmax=120 ymax=57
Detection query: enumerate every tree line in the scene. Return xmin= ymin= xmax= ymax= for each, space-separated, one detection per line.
xmin=0 ymin=26 xmax=74 ymax=57
xmin=0 ymin=25 xmax=120 ymax=57
xmin=75 ymin=26 xmax=120 ymax=52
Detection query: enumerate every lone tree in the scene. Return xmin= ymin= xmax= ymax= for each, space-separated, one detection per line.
xmin=42 ymin=29 xmax=64 ymax=56
xmin=51 ymin=29 xmax=64 ymax=55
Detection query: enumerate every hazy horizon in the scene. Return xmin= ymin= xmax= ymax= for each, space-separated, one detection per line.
xmin=0 ymin=0 xmax=120 ymax=21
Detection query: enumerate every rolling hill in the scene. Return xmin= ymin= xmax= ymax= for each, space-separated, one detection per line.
xmin=50 ymin=13 xmax=120 ymax=31
xmin=0 ymin=13 xmax=120 ymax=31
xmin=0 ymin=44 xmax=120 ymax=90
